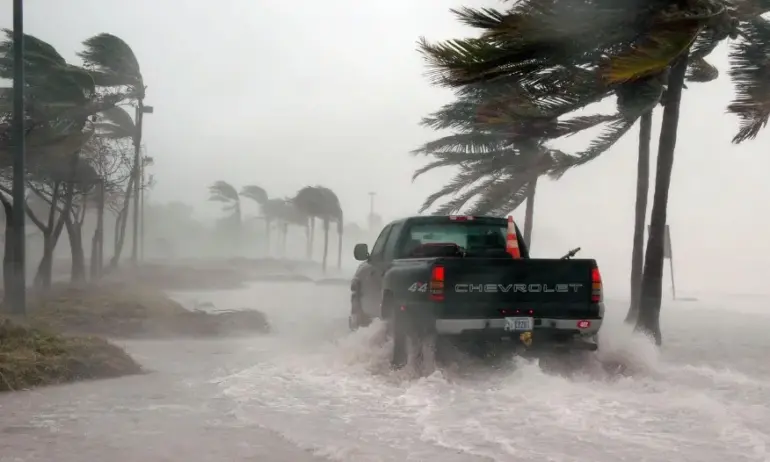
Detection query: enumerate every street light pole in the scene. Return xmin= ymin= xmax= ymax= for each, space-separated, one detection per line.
xmin=10 ymin=0 xmax=26 ymax=314
xmin=130 ymin=103 xmax=152 ymax=265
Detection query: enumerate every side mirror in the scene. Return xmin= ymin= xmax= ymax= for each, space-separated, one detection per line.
xmin=353 ymin=243 xmax=369 ymax=261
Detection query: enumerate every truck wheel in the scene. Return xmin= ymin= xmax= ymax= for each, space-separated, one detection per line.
xmin=348 ymin=296 xmax=371 ymax=331
xmin=390 ymin=307 xmax=408 ymax=369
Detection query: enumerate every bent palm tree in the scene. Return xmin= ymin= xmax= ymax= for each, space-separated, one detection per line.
xmin=292 ymin=186 xmax=324 ymax=260
xmin=416 ymin=0 xmax=751 ymax=344
xmin=413 ymin=86 xmax=617 ymax=246
xmin=239 ymin=185 xmax=270 ymax=253
xmin=79 ymin=33 xmax=146 ymax=262
xmin=209 ymin=181 xmax=242 ymax=238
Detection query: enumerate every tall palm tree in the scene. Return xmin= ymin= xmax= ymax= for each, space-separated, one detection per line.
xmin=239 ymin=185 xmax=269 ymax=253
xmin=416 ymin=0 xmax=768 ymax=344
xmin=291 ymin=186 xmax=343 ymax=271
xmin=208 ymin=181 xmax=242 ymax=237
xmin=314 ymin=186 xmax=343 ymax=272
xmin=292 ymin=186 xmax=323 ymax=260
xmin=78 ymin=33 xmax=146 ymax=263
xmin=0 ymin=31 xmax=123 ymax=295
xmin=262 ymin=198 xmax=306 ymax=257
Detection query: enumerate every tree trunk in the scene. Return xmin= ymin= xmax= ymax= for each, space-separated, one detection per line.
xmin=34 ymin=237 xmax=55 ymax=289
xmin=337 ymin=222 xmax=343 ymax=270
xmin=1 ymin=194 xmax=15 ymax=304
xmin=281 ymin=223 xmax=288 ymax=257
xmin=264 ymin=218 xmax=271 ymax=257
xmin=636 ymin=52 xmax=689 ymax=345
xmin=626 ymin=110 xmax=653 ymax=324
xmin=90 ymin=226 xmax=99 ymax=280
xmin=90 ymin=182 xmax=105 ymax=281
xmin=307 ymin=217 xmax=315 ymax=260
xmin=33 ymin=183 xmax=72 ymax=289
xmin=322 ymin=218 xmax=330 ymax=273
xmin=522 ymin=178 xmax=537 ymax=248
xmin=65 ymin=215 xmax=86 ymax=284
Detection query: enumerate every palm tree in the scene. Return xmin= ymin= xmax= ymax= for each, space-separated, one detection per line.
xmin=261 ymin=198 xmax=306 ymax=257
xmin=413 ymin=86 xmax=616 ymax=246
xmin=291 ymin=186 xmax=343 ymax=271
xmin=292 ymin=186 xmax=323 ymax=260
xmin=208 ymin=181 xmax=242 ymax=239
xmin=0 ymin=31 xmax=123 ymax=295
xmin=315 ymin=186 xmax=343 ymax=272
xmin=78 ymin=33 xmax=147 ymax=263
xmin=415 ymin=0 xmax=769 ymax=344
xmin=239 ymin=185 xmax=269 ymax=253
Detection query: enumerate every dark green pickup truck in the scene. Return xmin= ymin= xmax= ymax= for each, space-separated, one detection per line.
xmin=349 ymin=215 xmax=604 ymax=369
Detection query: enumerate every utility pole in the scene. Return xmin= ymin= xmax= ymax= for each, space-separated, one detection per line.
xmin=10 ymin=0 xmax=26 ymax=314
xmin=139 ymin=159 xmax=145 ymax=261
xmin=367 ymin=192 xmax=376 ymax=231
xmin=130 ymin=103 xmax=152 ymax=265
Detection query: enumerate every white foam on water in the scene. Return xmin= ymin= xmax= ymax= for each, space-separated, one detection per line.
xmin=207 ymin=283 xmax=770 ymax=462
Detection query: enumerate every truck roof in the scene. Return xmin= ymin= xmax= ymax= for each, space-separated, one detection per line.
xmin=393 ymin=215 xmax=510 ymax=226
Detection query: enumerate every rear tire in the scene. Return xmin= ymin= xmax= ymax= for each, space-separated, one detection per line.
xmin=390 ymin=306 xmax=408 ymax=369
xmin=348 ymin=296 xmax=371 ymax=331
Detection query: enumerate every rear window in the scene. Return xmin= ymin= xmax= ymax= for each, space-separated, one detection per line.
xmin=398 ymin=221 xmax=528 ymax=258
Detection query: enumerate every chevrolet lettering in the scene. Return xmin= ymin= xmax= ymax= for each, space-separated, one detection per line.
xmin=349 ymin=215 xmax=605 ymax=371
xmin=454 ymin=283 xmax=583 ymax=293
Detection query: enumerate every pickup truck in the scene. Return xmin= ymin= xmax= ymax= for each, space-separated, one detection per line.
xmin=349 ymin=215 xmax=604 ymax=369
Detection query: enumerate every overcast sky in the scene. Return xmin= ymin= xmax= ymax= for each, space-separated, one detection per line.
xmin=3 ymin=0 xmax=770 ymax=295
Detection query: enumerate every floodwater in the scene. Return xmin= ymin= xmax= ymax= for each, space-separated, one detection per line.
xmin=1 ymin=282 xmax=768 ymax=462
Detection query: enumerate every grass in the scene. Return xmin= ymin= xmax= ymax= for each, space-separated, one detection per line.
xmin=0 ymin=318 xmax=141 ymax=392
xmin=0 ymin=281 xmax=271 ymax=392
xmin=21 ymin=282 xmax=271 ymax=338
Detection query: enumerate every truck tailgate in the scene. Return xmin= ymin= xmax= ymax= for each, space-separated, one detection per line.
xmin=438 ymin=257 xmax=599 ymax=319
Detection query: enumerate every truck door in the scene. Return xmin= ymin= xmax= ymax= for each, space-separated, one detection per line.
xmin=359 ymin=224 xmax=392 ymax=317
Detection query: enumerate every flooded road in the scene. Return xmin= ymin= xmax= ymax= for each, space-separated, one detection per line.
xmin=1 ymin=282 xmax=769 ymax=461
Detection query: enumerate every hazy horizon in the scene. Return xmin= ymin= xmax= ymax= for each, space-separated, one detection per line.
xmin=3 ymin=0 xmax=769 ymax=295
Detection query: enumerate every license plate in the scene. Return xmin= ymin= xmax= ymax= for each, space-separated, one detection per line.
xmin=504 ymin=317 xmax=533 ymax=332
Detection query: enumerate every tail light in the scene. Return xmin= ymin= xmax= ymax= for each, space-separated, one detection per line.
xmin=506 ymin=216 xmax=521 ymax=259
xmin=591 ymin=266 xmax=603 ymax=303
xmin=448 ymin=216 xmax=474 ymax=221
xmin=429 ymin=265 xmax=445 ymax=301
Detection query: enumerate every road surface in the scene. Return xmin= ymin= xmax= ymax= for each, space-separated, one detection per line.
xmin=1 ymin=282 xmax=768 ymax=461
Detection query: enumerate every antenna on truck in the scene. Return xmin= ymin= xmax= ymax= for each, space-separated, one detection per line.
xmin=561 ymin=247 xmax=581 ymax=259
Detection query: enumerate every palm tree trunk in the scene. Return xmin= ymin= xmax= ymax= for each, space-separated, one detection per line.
xmin=265 ymin=218 xmax=272 ymax=258
xmin=636 ymin=52 xmax=689 ymax=346
xmin=522 ymin=178 xmax=537 ymax=248
xmin=65 ymin=215 xmax=86 ymax=284
xmin=281 ymin=223 xmax=288 ymax=257
xmin=322 ymin=218 xmax=330 ymax=273
xmin=308 ymin=217 xmax=316 ymax=260
xmin=626 ymin=110 xmax=653 ymax=324
xmin=337 ymin=222 xmax=343 ymax=270
xmin=1 ymin=193 xmax=15 ymax=304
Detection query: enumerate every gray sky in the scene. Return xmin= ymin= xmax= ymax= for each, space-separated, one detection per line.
xmin=4 ymin=0 xmax=770 ymax=295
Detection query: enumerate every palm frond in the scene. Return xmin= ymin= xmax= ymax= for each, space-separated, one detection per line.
xmin=602 ymin=16 xmax=704 ymax=84
xmin=727 ymin=17 xmax=770 ymax=143
xmin=547 ymin=116 xmax=636 ymax=179
xmin=94 ymin=106 xmax=135 ymax=139
xmin=78 ymin=33 xmax=144 ymax=95
xmin=432 ymin=174 xmax=502 ymax=215
xmin=240 ymin=184 xmax=268 ymax=205
xmin=208 ymin=181 xmax=239 ymax=203
xmin=466 ymin=175 xmax=531 ymax=216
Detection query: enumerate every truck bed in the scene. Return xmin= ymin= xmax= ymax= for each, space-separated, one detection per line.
xmin=430 ymin=256 xmax=601 ymax=320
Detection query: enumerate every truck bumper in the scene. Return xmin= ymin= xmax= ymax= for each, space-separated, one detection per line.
xmin=435 ymin=316 xmax=602 ymax=337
